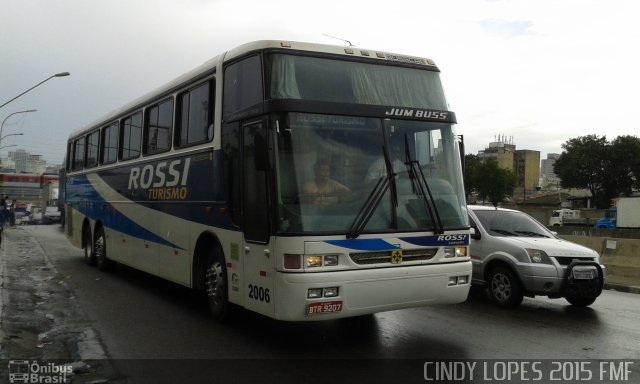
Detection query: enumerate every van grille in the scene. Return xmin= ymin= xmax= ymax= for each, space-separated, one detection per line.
xmin=349 ymin=249 xmax=437 ymax=265
xmin=553 ymin=256 xmax=595 ymax=266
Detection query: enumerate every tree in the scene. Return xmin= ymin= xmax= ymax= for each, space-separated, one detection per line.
xmin=609 ymin=135 xmax=640 ymax=195
xmin=473 ymin=159 xmax=516 ymax=207
xmin=463 ymin=154 xmax=480 ymax=198
xmin=554 ymin=134 xmax=640 ymax=208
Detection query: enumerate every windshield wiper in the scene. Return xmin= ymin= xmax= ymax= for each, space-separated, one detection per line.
xmin=515 ymin=230 xmax=549 ymax=238
xmin=347 ymin=132 xmax=398 ymax=239
xmin=490 ymin=229 xmax=518 ymax=236
xmin=403 ymin=134 xmax=444 ymax=234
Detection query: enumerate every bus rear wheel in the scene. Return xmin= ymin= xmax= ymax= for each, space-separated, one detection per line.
xmin=204 ymin=251 xmax=233 ymax=322
xmin=84 ymin=226 xmax=96 ymax=266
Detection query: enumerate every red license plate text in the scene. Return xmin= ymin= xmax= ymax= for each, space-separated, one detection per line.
xmin=306 ymin=301 xmax=343 ymax=315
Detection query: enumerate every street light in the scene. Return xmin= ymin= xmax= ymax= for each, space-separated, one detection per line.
xmin=0 ymin=72 xmax=70 ymax=110
xmin=1 ymin=109 xmax=37 ymax=145
xmin=1 ymin=133 xmax=24 ymax=141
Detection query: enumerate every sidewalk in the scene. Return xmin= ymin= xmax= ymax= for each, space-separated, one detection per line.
xmin=604 ymin=274 xmax=640 ymax=294
xmin=0 ymin=225 xmax=118 ymax=382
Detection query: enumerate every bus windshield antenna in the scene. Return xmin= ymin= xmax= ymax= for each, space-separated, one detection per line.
xmin=322 ymin=34 xmax=354 ymax=46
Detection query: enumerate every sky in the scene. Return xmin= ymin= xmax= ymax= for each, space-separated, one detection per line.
xmin=2 ymin=0 xmax=639 ymax=167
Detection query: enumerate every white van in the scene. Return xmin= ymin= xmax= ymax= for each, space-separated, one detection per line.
xmin=468 ymin=205 xmax=605 ymax=307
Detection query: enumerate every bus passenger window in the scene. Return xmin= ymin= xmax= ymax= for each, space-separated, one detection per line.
xmin=85 ymin=130 xmax=99 ymax=168
xmin=177 ymin=81 xmax=213 ymax=147
xmin=145 ymin=98 xmax=173 ymax=154
xmin=223 ymin=55 xmax=262 ymax=117
xmin=101 ymin=122 xmax=118 ymax=164
xmin=120 ymin=112 xmax=142 ymax=160
xmin=72 ymin=138 xmax=85 ymax=171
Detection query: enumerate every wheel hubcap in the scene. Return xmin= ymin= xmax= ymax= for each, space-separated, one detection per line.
xmin=491 ymin=273 xmax=511 ymax=302
xmin=95 ymin=235 xmax=104 ymax=260
xmin=205 ymin=262 xmax=225 ymax=306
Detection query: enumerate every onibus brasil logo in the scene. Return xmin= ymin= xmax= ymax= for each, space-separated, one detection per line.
xmin=8 ymin=360 xmax=72 ymax=383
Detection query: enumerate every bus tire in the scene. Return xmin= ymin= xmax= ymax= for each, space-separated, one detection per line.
xmin=95 ymin=227 xmax=113 ymax=271
xmin=204 ymin=250 xmax=233 ymax=322
xmin=84 ymin=226 xmax=96 ymax=266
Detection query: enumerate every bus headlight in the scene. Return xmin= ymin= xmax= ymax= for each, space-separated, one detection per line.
xmin=323 ymin=287 xmax=339 ymax=297
xmin=304 ymin=254 xmax=340 ymax=268
xmin=324 ymin=254 xmax=339 ymax=266
xmin=305 ymin=255 xmax=323 ymax=268
xmin=444 ymin=247 xmax=467 ymax=258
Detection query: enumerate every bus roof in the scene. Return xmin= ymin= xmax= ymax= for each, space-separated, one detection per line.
xmin=69 ymin=40 xmax=439 ymax=139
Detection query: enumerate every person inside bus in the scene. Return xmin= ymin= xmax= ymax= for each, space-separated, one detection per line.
xmin=302 ymin=160 xmax=350 ymax=205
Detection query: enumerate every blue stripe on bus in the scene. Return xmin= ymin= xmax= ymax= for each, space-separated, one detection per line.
xmin=325 ymin=239 xmax=400 ymax=251
xmin=400 ymin=235 xmax=469 ymax=247
xmin=67 ymin=175 xmax=182 ymax=249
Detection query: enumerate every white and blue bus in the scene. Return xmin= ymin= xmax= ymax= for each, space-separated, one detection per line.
xmin=64 ymin=40 xmax=471 ymax=321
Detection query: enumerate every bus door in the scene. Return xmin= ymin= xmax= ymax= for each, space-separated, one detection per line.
xmin=241 ymin=119 xmax=275 ymax=317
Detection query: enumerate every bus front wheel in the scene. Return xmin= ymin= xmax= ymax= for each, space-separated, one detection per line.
xmin=204 ymin=251 xmax=233 ymax=322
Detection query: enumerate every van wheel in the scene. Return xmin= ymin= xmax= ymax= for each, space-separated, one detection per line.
xmin=204 ymin=250 xmax=234 ymax=321
xmin=487 ymin=266 xmax=523 ymax=308
xmin=95 ymin=227 xmax=113 ymax=271
xmin=84 ymin=226 xmax=96 ymax=266
xmin=565 ymin=295 xmax=597 ymax=307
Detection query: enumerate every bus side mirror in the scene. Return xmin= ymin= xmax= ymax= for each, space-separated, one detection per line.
xmin=470 ymin=227 xmax=481 ymax=240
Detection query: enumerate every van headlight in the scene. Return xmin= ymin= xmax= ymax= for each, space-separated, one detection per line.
xmin=526 ymin=249 xmax=551 ymax=264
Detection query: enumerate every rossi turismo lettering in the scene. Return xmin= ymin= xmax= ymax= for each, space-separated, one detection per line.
xmin=128 ymin=158 xmax=191 ymax=190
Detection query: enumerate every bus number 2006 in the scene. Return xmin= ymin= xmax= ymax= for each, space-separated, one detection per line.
xmin=248 ymin=284 xmax=271 ymax=303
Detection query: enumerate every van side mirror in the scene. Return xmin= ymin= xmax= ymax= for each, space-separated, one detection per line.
xmin=470 ymin=227 xmax=481 ymax=240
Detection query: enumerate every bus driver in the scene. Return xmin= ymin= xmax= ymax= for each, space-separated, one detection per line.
xmin=302 ymin=160 xmax=350 ymax=205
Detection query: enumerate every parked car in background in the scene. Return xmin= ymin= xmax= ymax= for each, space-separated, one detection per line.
xmin=468 ymin=205 xmax=605 ymax=308
xmin=42 ymin=206 xmax=62 ymax=224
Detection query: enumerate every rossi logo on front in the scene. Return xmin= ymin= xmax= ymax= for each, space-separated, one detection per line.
xmin=128 ymin=158 xmax=191 ymax=200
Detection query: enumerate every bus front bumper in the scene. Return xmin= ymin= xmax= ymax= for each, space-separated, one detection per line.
xmin=273 ymin=261 xmax=471 ymax=321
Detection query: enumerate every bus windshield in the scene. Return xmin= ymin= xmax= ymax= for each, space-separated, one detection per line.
xmin=267 ymin=53 xmax=447 ymax=109
xmin=274 ymin=112 xmax=468 ymax=234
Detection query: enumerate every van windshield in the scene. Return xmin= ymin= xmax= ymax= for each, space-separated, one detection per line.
xmin=473 ymin=210 xmax=552 ymax=238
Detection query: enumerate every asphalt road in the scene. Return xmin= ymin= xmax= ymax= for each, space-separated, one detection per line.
xmin=2 ymin=225 xmax=639 ymax=383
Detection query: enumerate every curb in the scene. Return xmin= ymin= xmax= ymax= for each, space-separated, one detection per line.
xmin=604 ymin=283 xmax=640 ymax=295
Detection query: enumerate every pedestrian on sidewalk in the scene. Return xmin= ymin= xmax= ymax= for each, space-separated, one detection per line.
xmin=9 ymin=199 xmax=17 ymax=226
xmin=0 ymin=196 xmax=5 ymax=234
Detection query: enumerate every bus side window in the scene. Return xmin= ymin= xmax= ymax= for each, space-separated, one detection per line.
xmin=85 ymin=130 xmax=100 ymax=168
xmin=222 ymin=55 xmax=262 ymax=117
xmin=101 ymin=122 xmax=119 ymax=164
xmin=72 ymin=137 xmax=85 ymax=171
xmin=145 ymin=98 xmax=173 ymax=154
xmin=120 ymin=112 xmax=142 ymax=160
xmin=177 ymin=81 xmax=213 ymax=147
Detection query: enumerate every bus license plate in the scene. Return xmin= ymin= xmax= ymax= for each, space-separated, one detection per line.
xmin=573 ymin=269 xmax=595 ymax=280
xmin=307 ymin=301 xmax=343 ymax=315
